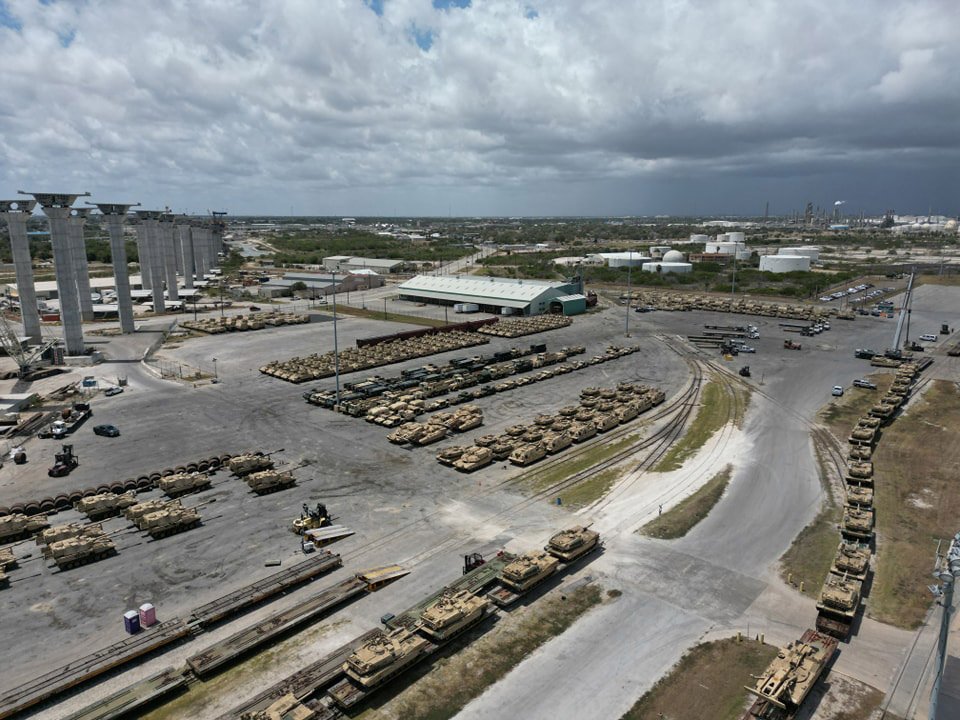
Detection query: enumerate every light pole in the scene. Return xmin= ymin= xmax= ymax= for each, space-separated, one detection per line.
xmin=331 ymin=270 xmax=340 ymax=408
xmin=219 ymin=279 xmax=225 ymax=319
xmin=212 ymin=357 xmax=218 ymax=381
xmin=625 ymin=254 xmax=633 ymax=337
xmin=930 ymin=531 xmax=960 ymax=719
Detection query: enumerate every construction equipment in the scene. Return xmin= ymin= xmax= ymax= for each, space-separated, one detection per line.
xmin=47 ymin=444 xmax=78 ymax=477
xmin=463 ymin=553 xmax=486 ymax=574
xmin=739 ymin=366 xmax=751 ymax=377
xmin=0 ymin=312 xmax=59 ymax=378
xmin=291 ymin=503 xmax=331 ymax=535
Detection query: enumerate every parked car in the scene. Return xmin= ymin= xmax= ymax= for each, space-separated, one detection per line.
xmin=919 ymin=334 xmax=938 ymax=342
xmin=853 ymin=379 xmax=877 ymax=389
xmin=832 ymin=386 xmax=844 ymax=397
xmin=737 ymin=345 xmax=756 ymax=353
xmin=93 ymin=424 xmax=120 ymax=437
xmin=104 ymin=386 xmax=124 ymax=397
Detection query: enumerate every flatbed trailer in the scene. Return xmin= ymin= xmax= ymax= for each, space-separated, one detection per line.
xmin=189 ymin=550 xmax=341 ymax=627
xmin=0 ymin=619 xmax=190 ymax=720
xmin=62 ymin=666 xmax=189 ymax=720
xmin=815 ymin=611 xmax=854 ymax=639
xmin=219 ymin=630 xmax=381 ymax=719
xmin=487 ymin=545 xmax=601 ymax=608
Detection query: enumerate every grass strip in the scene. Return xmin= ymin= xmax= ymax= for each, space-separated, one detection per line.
xmin=525 ymin=432 xmax=641 ymax=493
xmin=331 ymin=304 xmax=448 ymax=327
xmin=619 ymin=637 xmax=778 ymax=720
xmin=654 ymin=380 xmax=750 ymax=472
xmin=360 ymin=584 xmax=603 ymax=720
xmin=641 ymin=465 xmax=732 ymax=539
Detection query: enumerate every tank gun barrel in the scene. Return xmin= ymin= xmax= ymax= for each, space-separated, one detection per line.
xmin=185 ymin=498 xmax=218 ymax=510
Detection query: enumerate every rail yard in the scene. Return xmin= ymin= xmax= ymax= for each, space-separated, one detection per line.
xmin=0 ymin=278 xmax=958 ymax=720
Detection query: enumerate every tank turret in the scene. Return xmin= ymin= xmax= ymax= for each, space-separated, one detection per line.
xmin=36 ymin=522 xmax=103 ymax=546
xmin=125 ymin=499 xmax=180 ymax=528
xmin=842 ymin=506 xmax=874 ymax=539
xmin=546 ymin=525 xmax=600 ymax=562
xmin=0 ymin=512 xmax=49 ymax=542
xmin=419 ymin=590 xmax=489 ymax=640
xmin=845 ymin=484 xmax=873 ymax=508
xmin=500 ymin=550 xmax=558 ymax=591
xmin=140 ymin=503 xmax=203 ymax=539
xmin=832 ymin=542 xmax=871 ymax=580
xmin=75 ymin=492 xmax=137 ymax=521
xmin=436 ymin=445 xmax=467 ymax=466
xmin=159 ymin=471 xmax=212 ymax=498
xmin=817 ymin=573 xmax=862 ymax=617
xmin=246 ymin=468 xmax=296 ymax=495
xmin=343 ymin=627 xmax=430 ymax=688
xmin=847 ymin=462 xmax=873 ymax=479
xmin=453 ymin=446 xmax=493 ymax=472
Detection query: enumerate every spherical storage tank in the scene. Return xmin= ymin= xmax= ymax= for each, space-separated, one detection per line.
xmin=759 ymin=254 xmax=811 ymax=273
xmin=642 ymin=261 xmax=693 ymax=274
xmin=662 ymin=250 xmax=685 ymax=263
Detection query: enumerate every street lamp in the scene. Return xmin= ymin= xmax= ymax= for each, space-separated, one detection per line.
xmin=930 ymin=531 xmax=960 ymax=719
xmin=625 ymin=254 xmax=633 ymax=338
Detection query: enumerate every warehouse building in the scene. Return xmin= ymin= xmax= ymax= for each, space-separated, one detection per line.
xmin=396 ymin=275 xmax=586 ymax=316
xmin=322 ymin=256 xmax=406 ymax=273
xmin=257 ymin=271 xmax=384 ymax=298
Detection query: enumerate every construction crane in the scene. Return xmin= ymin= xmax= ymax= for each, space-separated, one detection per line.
xmin=0 ymin=313 xmax=59 ymax=377
xmin=887 ymin=270 xmax=916 ymax=358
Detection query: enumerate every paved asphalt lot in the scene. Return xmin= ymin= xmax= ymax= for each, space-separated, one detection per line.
xmin=1 ymin=285 xmax=959 ymax=719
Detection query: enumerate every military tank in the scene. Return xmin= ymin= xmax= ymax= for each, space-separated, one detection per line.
xmin=291 ymin=503 xmax=331 ymax=534
xmin=816 ymin=572 xmax=863 ymax=638
xmin=159 ymin=471 xmax=212 ymax=499
xmin=453 ymin=446 xmax=493 ymax=472
xmin=387 ymin=422 xmax=425 ymax=445
xmin=549 ymin=417 xmax=572 ymax=433
xmin=246 ymin=468 xmax=297 ymax=495
xmin=414 ymin=424 xmax=448 ymax=446
xmin=542 ymin=431 xmax=572 ymax=454
xmin=848 ymin=445 xmax=873 ymax=461
xmin=845 ymin=484 xmax=874 ymax=508
xmin=45 ymin=533 xmax=117 ymax=570
xmin=0 ymin=546 xmax=17 ymax=571
xmin=228 ymin=449 xmax=282 ymax=477
xmin=580 ymin=387 xmax=601 ymax=397
xmin=508 ymin=442 xmax=546 ymax=466
xmin=848 ymin=426 xmax=876 ymax=446
xmin=857 ymin=416 xmax=882 ymax=429
xmin=558 ymin=405 xmax=578 ymax=417
xmin=125 ymin=499 xmax=179 ymax=528
xmin=568 ymin=421 xmax=597 ymax=442
xmin=140 ymin=503 xmax=204 ymax=539
xmin=842 ymin=506 xmax=874 ymax=540
xmin=0 ymin=512 xmax=49 ymax=543
xmin=419 ymin=590 xmax=490 ymax=641
xmin=342 ymin=627 xmax=431 ymax=688
xmin=36 ymin=522 xmax=103 ymax=547
xmin=242 ymin=694 xmax=315 ymax=720
xmin=499 ymin=550 xmax=559 ymax=592
xmin=489 ymin=440 xmax=516 ymax=461
xmin=848 ymin=461 xmax=874 ymax=480
xmin=520 ymin=428 xmax=544 ymax=444
xmin=436 ymin=445 xmax=467 ymax=466
xmin=745 ymin=631 xmax=837 ymax=712
xmin=75 ymin=492 xmax=137 ymax=521
xmin=593 ymin=413 xmax=619 ymax=433
xmin=832 ymin=542 xmax=871 ymax=580
xmin=504 ymin=425 xmax=526 ymax=437
xmin=474 ymin=434 xmax=498 ymax=447
xmin=614 ymin=402 xmax=641 ymax=423
xmin=574 ymin=408 xmax=596 ymax=423
xmin=533 ymin=413 xmax=554 ymax=427
xmin=545 ymin=525 xmax=600 ymax=562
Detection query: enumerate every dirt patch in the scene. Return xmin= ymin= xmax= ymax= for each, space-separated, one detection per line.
xmin=640 ymin=464 xmax=733 ymax=539
xmin=819 ymin=372 xmax=894 ymax=440
xmin=804 ymin=672 xmax=884 ymax=720
xmin=619 ymin=636 xmax=778 ymax=720
xmin=358 ymin=583 xmax=603 ymax=720
xmin=868 ymin=379 xmax=960 ymax=628
xmin=655 ymin=378 xmax=751 ymax=472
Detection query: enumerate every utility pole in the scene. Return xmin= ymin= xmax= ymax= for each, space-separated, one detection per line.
xmin=625 ymin=255 xmax=633 ymax=337
xmin=332 ymin=270 xmax=340 ymax=408
xmin=930 ymin=531 xmax=960 ymax=719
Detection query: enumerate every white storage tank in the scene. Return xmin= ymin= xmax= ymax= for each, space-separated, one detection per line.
xmin=662 ymin=250 xmax=686 ymax=263
xmin=604 ymin=251 xmax=650 ymax=267
xmin=704 ymin=241 xmax=749 ymax=259
xmin=759 ymin=254 xmax=811 ymax=273
xmin=688 ymin=235 xmax=709 ymax=244
xmin=642 ymin=261 xmax=693 ymax=274
xmin=715 ymin=233 xmax=729 ymax=242
xmin=778 ymin=246 xmax=820 ymax=262
xmin=726 ymin=231 xmax=745 ymax=244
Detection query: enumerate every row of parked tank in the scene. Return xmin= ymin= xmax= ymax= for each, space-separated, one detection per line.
xmin=387 ymin=406 xmax=484 ymax=446
xmin=815 ymin=360 xmax=923 ymax=639
xmin=260 ymin=329 xmax=491 ymax=384
xmin=628 ymin=291 xmax=847 ymax=321
xmin=0 ymin=451 xmax=298 ymax=584
xmin=475 ymin=314 xmax=572 ymax=338
xmin=363 ymin=345 xmax=638 ymax=429
xmin=181 ymin=311 xmax=310 ymax=335
xmin=434 ymin=383 xmax=666 ymax=473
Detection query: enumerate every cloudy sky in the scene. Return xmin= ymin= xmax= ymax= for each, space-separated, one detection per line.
xmin=0 ymin=0 xmax=956 ymax=217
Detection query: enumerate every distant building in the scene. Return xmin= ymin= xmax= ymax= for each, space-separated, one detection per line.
xmin=397 ymin=275 xmax=585 ymax=316
xmin=322 ymin=256 xmax=405 ymax=273
xmin=257 ymin=271 xmax=384 ymax=298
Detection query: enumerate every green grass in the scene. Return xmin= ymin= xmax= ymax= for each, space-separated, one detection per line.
xmin=641 ymin=465 xmax=732 ymax=539
xmin=559 ymin=467 xmax=623 ymax=509
xmin=359 ymin=584 xmax=603 ymax=720
xmin=654 ymin=380 xmax=750 ymax=472
xmin=331 ymin=304 xmax=449 ymax=327
xmin=620 ymin=637 xmax=778 ymax=720
xmin=524 ymin=433 xmax=642 ymax=493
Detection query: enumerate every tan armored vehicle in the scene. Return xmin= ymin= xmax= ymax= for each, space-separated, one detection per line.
xmin=574 ymin=408 xmax=596 ymax=423
xmin=596 ymin=400 xmax=616 ymax=413
xmin=244 ymin=693 xmax=316 ymax=720
xmin=228 ymin=451 xmax=277 ymax=476
xmin=453 ymin=446 xmax=493 ymax=472
xmin=848 ymin=462 xmax=873 ymax=480
xmin=579 ymin=396 xmax=598 ymax=409
xmin=75 ymin=492 xmax=137 ymax=521
xmin=857 ymin=416 xmax=882 ymax=429
xmin=45 ymin=533 xmax=116 ymax=570
xmin=545 ymin=525 xmax=600 ymax=562
xmin=845 ymin=484 xmax=874 ymax=507
xmin=558 ymin=405 xmax=578 ymax=417
xmin=745 ymin=634 xmax=836 ymax=711
xmin=868 ymin=403 xmax=896 ymax=420
xmin=500 ymin=550 xmax=559 ymax=592
xmin=594 ymin=413 xmax=619 ymax=433
xmin=509 ymin=442 xmax=546 ymax=466
xmin=568 ymin=421 xmax=597 ymax=442
xmin=599 ymin=388 xmax=617 ymax=400
xmin=848 ymin=426 xmax=876 ymax=446
xmin=870 ymin=355 xmax=901 ymax=368
xmin=832 ymin=542 xmax=871 ymax=580
xmin=880 ymin=393 xmax=903 ymax=407
xmin=474 ymin=434 xmax=498 ymax=447
xmin=0 ymin=547 xmax=17 ymax=570
xmin=848 ymin=445 xmax=872 ymax=461
xmin=126 ymin=499 xmax=179 ymax=528
xmin=615 ymin=402 xmax=641 ymax=424
xmin=141 ymin=504 xmax=202 ymax=539
xmin=37 ymin=522 xmax=103 ymax=547
xmin=533 ymin=413 xmax=554 ymax=427
xmin=817 ymin=572 xmax=862 ymax=620
xmin=387 ymin=422 xmax=425 ymax=445
xmin=436 ymin=445 xmax=467 ymax=466
xmin=414 ymin=424 xmax=447 ymax=446
xmin=446 ymin=406 xmax=483 ymax=432
xmin=842 ymin=506 xmax=874 ymax=540
xmin=343 ymin=627 xmax=431 ymax=688
xmin=542 ymin=432 xmax=572 ymax=454
xmin=0 ymin=513 xmax=49 ymax=543
xmin=159 ymin=472 xmax=211 ymax=499
xmin=489 ymin=440 xmax=516 ymax=461
xmin=550 ymin=417 xmax=572 ymax=432
xmin=521 ymin=428 xmax=544 ymax=444
xmin=505 ymin=424 xmax=526 ymax=437
xmin=580 ymin=387 xmax=601 ymax=397
xmin=246 ymin=469 xmax=296 ymax=495
xmin=419 ymin=590 xmax=489 ymax=640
